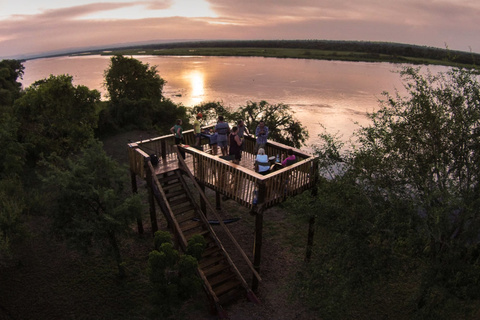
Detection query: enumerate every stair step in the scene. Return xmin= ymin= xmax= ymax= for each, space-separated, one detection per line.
xmin=214 ymin=279 xmax=242 ymax=297
xmin=184 ymin=228 xmax=209 ymax=240
xmin=175 ymin=204 xmax=195 ymax=214
xmin=180 ymin=220 xmax=203 ymax=232
xmin=218 ymin=286 xmax=245 ymax=306
xmin=169 ymin=197 xmax=189 ymax=207
xmin=199 ymin=254 xmax=225 ymax=269
xmin=203 ymin=263 xmax=230 ymax=277
xmin=202 ymin=246 xmax=221 ymax=258
xmin=207 ymin=272 xmax=236 ymax=288
xmin=158 ymin=173 xmax=181 ymax=183
xmin=166 ymin=189 xmax=186 ymax=200
xmin=176 ymin=210 xmax=197 ymax=223
xmin=162 ymin=183 xmax=182 ymax=192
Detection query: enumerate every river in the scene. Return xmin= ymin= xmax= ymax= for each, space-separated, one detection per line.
xmin=21 ymin=55 xmax=449 ymax=150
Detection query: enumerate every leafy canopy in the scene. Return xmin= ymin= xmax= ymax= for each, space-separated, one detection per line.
xmin=289 ymin=66 xmax=480 ymax=319
xmin=41 ymin=140 xmax=144 ymax=275
xmin=0 ymin=59 xmax=24 ymax=107
xmin=104 ymin=55 xmax=165 ymax=104
xmin=193 ymin=100 xmax=309 ymax=148
xmin=14 ymin=74 xmax=99 ymax=162
xmin=100 ymin=55 xmax=187 ymax=134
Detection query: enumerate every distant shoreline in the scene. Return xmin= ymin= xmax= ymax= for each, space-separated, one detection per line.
xmin=47 ymin=40 xmax=479 ymax=70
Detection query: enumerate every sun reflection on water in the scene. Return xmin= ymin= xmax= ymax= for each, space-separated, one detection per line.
xmin=186 ymin=70 xmax=205 ymax=106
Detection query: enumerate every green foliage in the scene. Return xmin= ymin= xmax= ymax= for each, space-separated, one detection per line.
xmin=41 ymin=139 xmax=144 ymax=276
xmin=0 ymin=108 xmax=25 ymax=177
xmin=153 ymin=230 xmax=173 ymax=251
xmin=292 ymin=66 xmax=480 ymax=319
xmin=0 ymin=59 xmax=24 ymax=107
xmin=14 ymin=74 xmax=100 ymax=162
xmin=193 ymin=100 xmax=309 ymax=148
xmin=0 ymin=177 xmax=26 ymax=256
xmin=147 ymin=234 xmax=202 ymax=316
xmin=104 ymin=55 xmax=165 ymax=104
xmin=186 ymin=234 xmax=207 ymax=261
xmin=100 ymin=55 xmax=187 ymax=135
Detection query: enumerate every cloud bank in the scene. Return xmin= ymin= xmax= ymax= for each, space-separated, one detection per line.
xmin=0 ymin=0 xmax=478 ymax=59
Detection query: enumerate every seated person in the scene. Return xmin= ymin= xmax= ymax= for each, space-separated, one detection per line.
xmin=255 ymin=148 xmax=270 ymax=175
xmin=281 ymin=149 xmax=296 ymax=166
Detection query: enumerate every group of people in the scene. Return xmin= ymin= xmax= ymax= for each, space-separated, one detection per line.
xmin=255 ymin=148 xmax=296 ymax=175
xmin=212 ymin=116 xmax=253 ymax=164
xmin=170 ymin=114 xmax=296 ymax=173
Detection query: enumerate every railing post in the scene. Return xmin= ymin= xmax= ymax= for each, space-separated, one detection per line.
xmin=145 ymin=158 xmax=158 ymax=234
xmin=161 ymin=139 xmax=167 ymax=161
xmin=130 ymin=170 xmax=144 ymax=235
xmin=252 ymin=180 xmax=266 ymax=292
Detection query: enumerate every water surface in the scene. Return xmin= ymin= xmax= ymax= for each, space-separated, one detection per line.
xmin=21 ymin=55 xmax=449 ymax=150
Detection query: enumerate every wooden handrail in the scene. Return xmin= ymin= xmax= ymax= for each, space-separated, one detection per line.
xmin=146 ymin=160 xmax=222 ymax=307
xmin=174 ymin=146 xmax=262 ymax=282
xmin=146 ymin=160 xmax=189 ymax=248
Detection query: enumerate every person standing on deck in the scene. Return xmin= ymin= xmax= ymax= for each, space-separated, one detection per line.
xmin=255 ymin=120 xmax=269 ymax=153
xmin=170 ymin=119 xmax=185 ymax=159
xmin=194 ymin=113 xmax=202 ymax=147
xmin=237 ymin=120 xmax=249 ymax=153
xmin=215 ymin=115 xmax=230 ymax=156
xmin=229 ymin=126 xmax=243 ymax=164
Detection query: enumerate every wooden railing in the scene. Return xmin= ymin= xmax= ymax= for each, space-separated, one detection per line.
xmin=128 ymin=126 xmax=317 ymax=210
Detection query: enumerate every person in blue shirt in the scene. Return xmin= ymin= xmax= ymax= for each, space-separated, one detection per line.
xmin=255 ymin=120 xmax=269 ymax=153
xmin=215 ymin=115 xmax=230 ymax=156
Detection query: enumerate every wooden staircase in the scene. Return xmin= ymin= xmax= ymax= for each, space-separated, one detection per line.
xmin=150 ymin=167 xmax=260 ymax=317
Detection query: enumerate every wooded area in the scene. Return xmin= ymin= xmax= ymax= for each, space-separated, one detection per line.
xmin=71 ymin=39 xmax=480 ymax=69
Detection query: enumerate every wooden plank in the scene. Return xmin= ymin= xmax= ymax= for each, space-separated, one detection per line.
xmin=208 ymin=272 xmax=236 ymax=288
xmin=213 ymin=279 xmax=242 ymax=296
xmin=180 ymin=219 xmax=203 ymax=232
xmin=199 ymin=254 xmax=225 ymax=269
xmin=203 ymin=263 xmax=230 ymax=277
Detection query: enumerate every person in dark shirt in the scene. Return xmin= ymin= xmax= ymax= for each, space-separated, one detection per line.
xmin=229 ymin=126 xmax=243 ymax=164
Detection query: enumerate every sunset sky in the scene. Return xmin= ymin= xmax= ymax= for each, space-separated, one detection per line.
xmin=1 ymin=0 xmax=479 ymax=59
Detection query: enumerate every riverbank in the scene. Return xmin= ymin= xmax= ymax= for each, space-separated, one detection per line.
xmin=68 ymin=40 xmax=480 ymax=70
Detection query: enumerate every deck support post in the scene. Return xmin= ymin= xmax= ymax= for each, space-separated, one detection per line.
xmin=215 ymin=191 xmax=221 ymax=210
xmin=145 ymin=158 xmax=159 ymax=234
xmin=199 ymin=182 xmax=207 ymax=217
xmin=130 ymin=170 xmax=144 ymax=235
xmin=252 ymin=181 xmax=266 ymax=292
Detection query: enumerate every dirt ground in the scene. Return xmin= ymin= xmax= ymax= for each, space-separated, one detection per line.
xmin=0 ymin=130 xmax=318 ymax=320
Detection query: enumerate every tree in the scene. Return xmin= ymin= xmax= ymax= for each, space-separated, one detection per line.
xmin=14 ymin=74 xmax=99 ymax=162
xmin=288 ymin=66 xmax=480 ymax=319
xmin=148 ymin=231 xmax=203 ymax=317
xmin=352 ymin=66 xmax=480 ymax=316
xmin=0 ymin=59 xmax=24 ymax=107
xmin=0 ymin=177 xmax=26 ymax=258
xmin=41 ymin=140 xmax=145 ymax=277
xmin=101 ymin=55 xmax=187 ymax=134
xmin=0 ymin=108 xmax=25 ymax=177
xmin=104 ymin=55 xmax=165 ymax=104
xmin=193 ymin=100 xmax=309 ymax=148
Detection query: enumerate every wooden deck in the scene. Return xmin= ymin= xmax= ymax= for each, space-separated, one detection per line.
xmin=128 ymin=126 xmax=317 ymax=210
xmin=152 ymin=148 xmax=257 ymax=175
